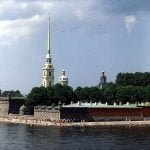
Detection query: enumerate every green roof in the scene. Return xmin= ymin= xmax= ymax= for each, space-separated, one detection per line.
xmin=62 ymin=102 xmax=139 ymax=109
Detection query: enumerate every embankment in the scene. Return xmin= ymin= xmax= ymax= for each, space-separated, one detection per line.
xmin=0 ymin=115 xmax=150 ymax=127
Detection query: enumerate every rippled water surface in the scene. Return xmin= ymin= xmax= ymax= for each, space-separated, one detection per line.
xmin=0 ymin=123 xmax=150 ymax=150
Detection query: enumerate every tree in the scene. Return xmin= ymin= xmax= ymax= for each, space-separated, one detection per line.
xmin=141 ymin=72 xmax=150 ymax=86
xmin=116 ymin=72 xmax=150 ymax=86
xmin=1 ymin=90 xmax=23 ymax=97
xmin=126 ymin=85 xmax=136 ymax=103
xmin=144 ymin=86 xmax=150 ymax=102
xmin=87 ymin=87 xmax=102 ymax=102
xmin=134 ymin=72 xmax=143 ymax=86
xmin=26 ymin=86 xmax=48 ymax=112
xmin=74 ymin=86 xmax=102 ymax=102
xmin=102 ymin=84 xmax=116 ymax=104
xmin=116 ymin=86 xmax=128 ymax=103
xmin=74 ymin=87 xmax=84 ymax=101
xmin=52 ymin=84 xmax=74 ymax=105
xmin=135 ymin=86 xmax=145 ymax=102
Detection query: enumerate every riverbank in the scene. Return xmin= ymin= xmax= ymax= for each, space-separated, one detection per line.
xmin=0 ymin=116 xmax=150 ymax=127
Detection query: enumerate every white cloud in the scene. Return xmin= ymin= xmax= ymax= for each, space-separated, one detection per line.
xmin=0 ymin=15 xmax=44 ymax=45
xmin=0 ymin=0 xmax=109 ymax=45
xmin=124 ymin=15 xmax=137 ymax=32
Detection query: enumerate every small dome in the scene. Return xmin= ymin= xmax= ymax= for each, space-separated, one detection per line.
xmin=59 ymin=69 xmax=68 ymax=85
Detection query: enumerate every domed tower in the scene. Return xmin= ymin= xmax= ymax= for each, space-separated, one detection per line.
xmin=59 ymin=69 xmax=68 ymax=86
xmin=42 ymin=15 xmax=54 ymax=87
xmin=100 ymin=70 xmax=107 ymax=88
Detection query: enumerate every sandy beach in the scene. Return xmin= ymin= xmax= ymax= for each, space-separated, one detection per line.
xmin=0 ymin=116 xmax=150 ymax=127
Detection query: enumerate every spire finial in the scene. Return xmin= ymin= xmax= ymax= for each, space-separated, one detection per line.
xmin=48 ymin=13 xmax=50 ymax=54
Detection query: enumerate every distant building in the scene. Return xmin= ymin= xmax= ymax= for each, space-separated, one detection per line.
xmin=100 ymin=70 xmax=107 ymax=88
xmin=59 ymin=69 xmax=68 ymax=86
xmin=42 ymin=15 xmax=54 ymax=87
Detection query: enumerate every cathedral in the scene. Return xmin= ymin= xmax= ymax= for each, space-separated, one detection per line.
xmin=42 ymin=16 xmax=68 ymax=87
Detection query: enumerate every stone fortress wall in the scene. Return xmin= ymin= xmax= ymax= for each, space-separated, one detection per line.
xmin=0 ymin=98 xmax=9 ymax=117
xmin=0 ymin=97 xmax=25 ymax=117
xmin=0 ymin=96 xmax=150 ymax=122
xmin=34 ymin=106 xmax=60 ymax=120
xmin=34 ymin=102 xmax=150 ymax=122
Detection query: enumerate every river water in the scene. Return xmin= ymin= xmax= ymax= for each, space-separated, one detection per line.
xmin=0 ymin=123 xmax=149 ymax=150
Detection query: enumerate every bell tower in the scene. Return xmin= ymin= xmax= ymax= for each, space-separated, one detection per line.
xmin=59 ymin=69 xmax=68 ymax=86
xmin=42 ymin=15 xmax=54 ymax=87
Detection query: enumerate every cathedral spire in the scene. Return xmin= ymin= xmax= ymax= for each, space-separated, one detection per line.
xmin=47 ymin=13 xmax=50 ymax=55
xmin=42 ymin=14 xmax=54 ymax=87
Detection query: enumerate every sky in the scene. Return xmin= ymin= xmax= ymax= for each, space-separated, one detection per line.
xmin=0 ymin=0 xmax=150 ymax=94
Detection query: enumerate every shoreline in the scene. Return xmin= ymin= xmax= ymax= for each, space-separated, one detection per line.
xmin=0 ymin=117 xmax=150 ymax=127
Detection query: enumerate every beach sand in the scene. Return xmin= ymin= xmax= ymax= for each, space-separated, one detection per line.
xmin=0 ymin=116 xmax=150 ymax=127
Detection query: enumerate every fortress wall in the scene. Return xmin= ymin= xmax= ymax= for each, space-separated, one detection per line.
xmin=60 ymin=107 xmax=144 ymax=121
xmin=34 ymin=107 xmax=60 ymax=120
xmin=142 ymin=107 xmax=150 ymax=117
xmin=34 ymin=106 xmax=150 ymax=122
xmin=0 ymin=99 xmax=9 ymax=117
xmin=8 ymin=98 xmax=25 ymax=114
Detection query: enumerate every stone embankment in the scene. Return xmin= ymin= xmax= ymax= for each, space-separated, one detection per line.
xmin=0 ymin=115 xmax=150 ymax=127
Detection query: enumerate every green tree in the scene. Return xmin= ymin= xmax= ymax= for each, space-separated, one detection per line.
xmin=116 ymin=72 xmax=150 ymax=86
xmin=144 ymin=85 xmax=150 ymax=102
xmin=134 ymin=72 xmax=143 ymax=86
xmin=135 ymin=86 xmax=145 ymax=102
xmin=1 ymin=90 xmax=23 ymax=97
xmin=116 ymin=85 xmax=136 ymax=103
xmin=102 ymin=84 xmax=116 ymax=104
xmin=74 ymin=86 xmax=102 ymax=102
xmin=116 ymin=86 xmax=128 ymax=103
xmin=26 ymin=86 xmax=48 ymax=112
xmin=88 ymin=87 xmax=102 ymax=102
xmin=141 ymin=72 xmax=150 ymax=86
xmin=74 ymin=87 xmax=84 ymax=101
xmin=52 ymin=84 xmax=74 ymax=105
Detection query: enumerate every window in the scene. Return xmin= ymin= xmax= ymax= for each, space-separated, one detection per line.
xmin=49 ymin=72 xmax=51 ymax=76
xmin=47 ymin=58 xmax=49 ymax=63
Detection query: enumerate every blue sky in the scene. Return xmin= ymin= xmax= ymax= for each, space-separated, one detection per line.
xmin=0 ymin=0 xmax=150 ymax=94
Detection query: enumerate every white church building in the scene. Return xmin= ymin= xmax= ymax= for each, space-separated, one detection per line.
xmin=42 ymin=16 xmax=68 ymax=87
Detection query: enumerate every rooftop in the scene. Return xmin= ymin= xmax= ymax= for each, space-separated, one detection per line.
xmin=62 ymin=102 xmax=141 ymax=109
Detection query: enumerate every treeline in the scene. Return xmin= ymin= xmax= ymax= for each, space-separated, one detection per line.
xmin=26 ymin=84 xmax=103 ymax=111
xmin=23 ymin=72 xmax=150 ymax=112
xmin=0 ymin=90 xmax=23 ymax=97
xmin=25 ymin=83 xmax=150 ymax=112
xmin=70 ymin=84 xmax=150 ymax=104
xmin=26 ymin=84 xmax=75 ymax=111
xmin=101 ymin=84 xmax=150 ymax=104
xmin=116 ymin=72 xmax=150 ymax=86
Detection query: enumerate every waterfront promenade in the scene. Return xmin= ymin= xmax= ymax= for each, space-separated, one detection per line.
xmin=0 ymin=116 xmax=150 ymax=127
